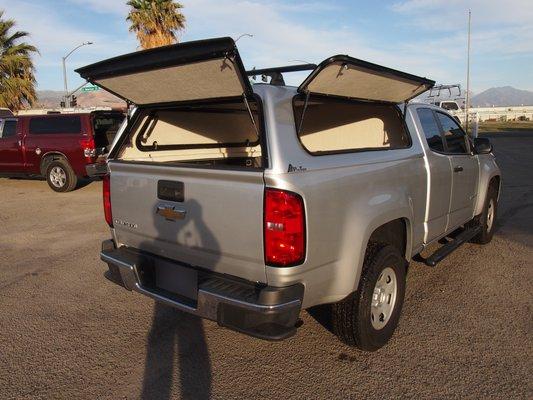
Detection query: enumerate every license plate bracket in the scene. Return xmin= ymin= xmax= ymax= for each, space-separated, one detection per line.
xmin=154 ymin=259 xmax=198 ymax=301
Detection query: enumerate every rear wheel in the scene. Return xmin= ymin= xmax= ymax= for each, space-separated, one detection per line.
xmin=471 ymin=185 xmax=498 ymax=244
xmin=331 ymin=243 xmax=407 ymax=351
xmin=46 ymin=160 xmax=77 ymax=192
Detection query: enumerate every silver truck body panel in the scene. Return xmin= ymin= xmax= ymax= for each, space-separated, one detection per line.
xmin=256 ymin=85 xmax=426 ymax=307
xmin=107 ymin=85 xmax=500 ymax=310
xmin=109 ymin=162 xmax=267 ymax=283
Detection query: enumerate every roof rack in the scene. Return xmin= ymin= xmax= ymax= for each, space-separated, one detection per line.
xmin=246 ymin=63 xmax=317 ymax=86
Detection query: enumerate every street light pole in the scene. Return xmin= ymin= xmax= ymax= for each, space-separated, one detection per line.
xmin=465 ymin=10 xmax=471 ymax=134
xmin=62 ymin=41 xmax=93 ymax=106
xmin=62 ymin=56 xmax=68 ymax=97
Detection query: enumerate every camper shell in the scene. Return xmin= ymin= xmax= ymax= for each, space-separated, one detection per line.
xmin=80 ymin=38 xmax=500 ymax=349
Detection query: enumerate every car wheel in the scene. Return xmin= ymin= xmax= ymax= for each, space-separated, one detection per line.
xmin=331 ymin=243 xmax=407 ymax=351
xmin=46 ymin=160 xmax=77 ymax=192
xmin=471 ymin=185 xmax=498 ymax=244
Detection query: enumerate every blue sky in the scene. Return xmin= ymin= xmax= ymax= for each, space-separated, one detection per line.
xmin=1 ymin=0 xmax=532 ymax=94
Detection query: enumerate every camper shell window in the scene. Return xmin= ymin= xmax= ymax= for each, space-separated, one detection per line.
xmin=293 ymin=95 xmax=411 ymax=155
xmin=117 ymin=97 xmax=265 ymax=168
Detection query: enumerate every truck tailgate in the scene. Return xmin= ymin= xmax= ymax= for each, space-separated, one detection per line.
xmin=109 ymin=161 xmax=266 ymax=283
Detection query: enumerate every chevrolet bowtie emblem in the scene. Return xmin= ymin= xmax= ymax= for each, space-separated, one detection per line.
xmin=156 ymin=205 xmax=187 ymax=221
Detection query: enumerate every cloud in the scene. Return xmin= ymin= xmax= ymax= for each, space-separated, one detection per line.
xmin=181 ymin=0 xmax=443 ymax=84
xmin=391 ymin=0 xmax=533 ymax=26
xmin=391 ymin=0 xmax=533 ymax=58
xmin=388 ymin=0 xmax=533 ymax=91
xmin=1 ymin=0 xmax=528 ymax=91
xmin=0 ymin=0 xmax=137 ymax=89
xmin=66 ymin=0 xmax=129 ymax=15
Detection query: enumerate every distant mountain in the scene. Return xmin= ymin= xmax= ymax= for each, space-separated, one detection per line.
xmin=35 ymin=89 xmax=126 ymax=109
xmin=471 ymin=86 xmax=533 ymax=107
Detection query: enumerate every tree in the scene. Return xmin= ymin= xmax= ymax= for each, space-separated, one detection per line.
xmin=0 ymin=10 xmax=38 ymax=111
xmin=127 ymin=0 xmax=186 ymax=49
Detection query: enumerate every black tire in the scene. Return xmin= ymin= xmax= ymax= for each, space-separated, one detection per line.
xmin=331 ymin=243 xmax=407 ymax=351
xmin=470 ymin=185 xmax=498 ymax=244
xmin=45 ymin=159 xmax=77 ymax=192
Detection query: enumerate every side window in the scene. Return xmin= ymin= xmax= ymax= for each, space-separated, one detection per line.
xmin=29 ymin=116 xmax=82 ymax=135
xmin=416 ymin=108 xmax=444 ymax=152
xmin=293 ymin=97 xmax=410 ymax=155
xmin=0 ymin=119 xmax=17 ymax=139
xmin=436 ymin=112 xmax=468 ymax=154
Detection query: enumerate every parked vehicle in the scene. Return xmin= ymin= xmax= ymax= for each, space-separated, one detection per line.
xmin=0 ymin=108 xmax=14 ymax=118
xmin=80 ymin=38 xmax=501 ymax=350
xmin=0 ymin=111 xmax=125 ymax=192
xmin=432 ymin=100 xmax=461 ymax=111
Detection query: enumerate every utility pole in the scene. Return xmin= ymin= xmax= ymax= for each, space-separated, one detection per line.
xmin=465 ymin=9 xmax=471 ymax=134
xmin=62 ymin=42 xmax=93 ymax=107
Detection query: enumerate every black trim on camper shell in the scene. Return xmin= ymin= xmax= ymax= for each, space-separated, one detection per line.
xmin=298 ymin=55 xmax=435 ymax=104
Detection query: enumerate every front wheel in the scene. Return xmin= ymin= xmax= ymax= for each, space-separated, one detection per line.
xmin=46 ymin=160 xmax=77 ymax=192
xmin=331 ymin=244 xmax=407 ymax=351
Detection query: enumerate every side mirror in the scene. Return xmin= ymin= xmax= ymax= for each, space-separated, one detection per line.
xmin=473 ymin=137 xmax=492 ymax=154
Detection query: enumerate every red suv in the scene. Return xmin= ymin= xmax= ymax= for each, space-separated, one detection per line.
xmin=0 ymin=111 xmax=124 ymax=192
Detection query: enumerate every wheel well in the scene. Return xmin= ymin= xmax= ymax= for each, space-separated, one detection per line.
xmin=368 ymin=219 xmax=407 ymax=258
xmin=489 ymin=175 xmax=501 ymax=195
xmin=40 ymin=153 xmax=68 ymax=175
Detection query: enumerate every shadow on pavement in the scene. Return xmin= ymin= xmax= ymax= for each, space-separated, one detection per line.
xmin=139 ymin=199 xmax=216 ymax=399
xmin=141 ymin=303 xmax=212 ymax=400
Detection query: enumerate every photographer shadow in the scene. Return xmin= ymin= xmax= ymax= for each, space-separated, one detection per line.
xmin=139 ymin=199 xmax=215 ymax=400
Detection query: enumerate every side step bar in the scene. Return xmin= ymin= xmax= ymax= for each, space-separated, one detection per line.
xmin=421 ymin=225 xmax=482 ymax=267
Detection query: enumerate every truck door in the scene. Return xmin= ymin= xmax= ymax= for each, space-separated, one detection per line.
xmin=415 ymin=108 xmax=453 ymax=243
xmin=0 ymin=118 xmax=24 ymax=172
xmin=434 ymin=111 xmax=478 ymax=230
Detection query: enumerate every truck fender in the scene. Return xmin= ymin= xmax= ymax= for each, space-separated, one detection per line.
xmin=340 ymin=196 xmax=414 ymax=296
xmin=474 ymin=158 xmax=501 ymax=216
xmin=40 ymin=152 xmax=70 ymax=176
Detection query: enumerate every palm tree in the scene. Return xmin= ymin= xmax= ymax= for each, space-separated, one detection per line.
xmin=127 ymin=0 xmax=186 ymax=49
xmin=0 ymin=10 xmax=38 ymax=111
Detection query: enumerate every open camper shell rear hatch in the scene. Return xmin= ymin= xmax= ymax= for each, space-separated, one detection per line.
xmin=75 ymin=37 xmax=253 ymax=106
xmin=298 ymin=55 xmax=435 ymax=103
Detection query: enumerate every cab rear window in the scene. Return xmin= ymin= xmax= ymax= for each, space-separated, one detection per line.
xmin=29 ymin=116 xmax=81 ymax=135
xmin=293 ymin=96 xmax=410 ymax=155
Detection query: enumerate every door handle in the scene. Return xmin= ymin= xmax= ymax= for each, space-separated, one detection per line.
xmin=454 ymin=166 xmax=463 ymax=172
xmin=156 ymin=205 xmax=187 ymax=221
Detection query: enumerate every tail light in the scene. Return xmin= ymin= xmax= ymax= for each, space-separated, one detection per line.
xmin=264 ymin=188 xmax=305 ymax=267
xmin=80 ymin=137 xmax=96 ymax=159
xmin=103 ymin=174 xmax=113 ymax=227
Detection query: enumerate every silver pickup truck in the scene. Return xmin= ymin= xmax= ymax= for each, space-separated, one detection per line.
xmin=77 ymin=38 xmax=501 ymax=351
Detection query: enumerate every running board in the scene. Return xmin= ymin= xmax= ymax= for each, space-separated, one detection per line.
xmin=421 ymin=226 xmax=481 ymax=267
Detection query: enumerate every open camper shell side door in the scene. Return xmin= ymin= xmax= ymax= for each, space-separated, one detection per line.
xmin=298 ymin=55 xmax=435 ymax=104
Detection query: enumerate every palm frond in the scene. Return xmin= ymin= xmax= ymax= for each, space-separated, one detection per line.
xmin=126 ymin=0 xmax=185 ymax=49
xmin=0 ymin=9 xmax=38 ymax=110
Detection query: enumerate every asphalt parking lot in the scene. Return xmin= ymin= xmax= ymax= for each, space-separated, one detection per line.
xmin=1 ymin=132 xmax=532 ymax=400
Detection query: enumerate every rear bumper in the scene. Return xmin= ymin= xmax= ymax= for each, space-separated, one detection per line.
xmin=85 ymin=161 xmax=108 ymax=178
xmin=101 ymin=240 xmax=303 ymax=340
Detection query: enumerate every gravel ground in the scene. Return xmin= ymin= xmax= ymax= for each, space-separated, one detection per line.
xmin=0 ymin=132 xmax=532 ymax=400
